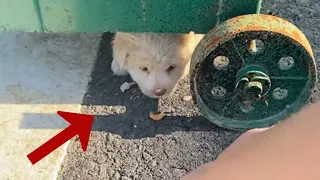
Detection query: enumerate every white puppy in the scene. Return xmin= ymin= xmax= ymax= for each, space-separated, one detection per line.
xmin=111 ymin=32 xmax=204 ymax=98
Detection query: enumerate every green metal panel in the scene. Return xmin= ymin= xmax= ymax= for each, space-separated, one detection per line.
xmin=0 ymin=0 xmax=262 ymax=33
xmin=0 ymin=0 xmax=42 ymax=31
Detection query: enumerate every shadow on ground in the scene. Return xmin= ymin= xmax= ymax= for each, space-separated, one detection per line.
xmin=82 ymin=32 xmax=233 ymax=139
xmin=16 ymin=32 xmax=236 ymax=140
xmin=57 ymin=32 xmax=239 ymax=180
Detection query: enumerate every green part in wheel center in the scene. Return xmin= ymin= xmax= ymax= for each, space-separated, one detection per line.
xmin=246 ymin=81 xmax=263 ymax=97
xmin=235 ymin=65 xmax=271 ymax=99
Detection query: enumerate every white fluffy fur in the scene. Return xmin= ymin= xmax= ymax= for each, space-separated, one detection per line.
xmin=111 ymin=32 xmax=204 ymax=98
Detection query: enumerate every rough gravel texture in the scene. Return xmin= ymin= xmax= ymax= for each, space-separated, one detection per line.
xmin=58 ymin=1 xmax=320 ymax=179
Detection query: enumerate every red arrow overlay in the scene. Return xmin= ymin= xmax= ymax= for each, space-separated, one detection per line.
xmin=27 ymin=111 xmax=94 ymax=165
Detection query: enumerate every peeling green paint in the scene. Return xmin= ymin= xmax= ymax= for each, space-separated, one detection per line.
xmin=0 ymin=0 xmax=262 ymax=33
xmin=33 ymin=0 xmax=45 ymax=32
xmin=0 ymin=0 xmax=41 ymax=31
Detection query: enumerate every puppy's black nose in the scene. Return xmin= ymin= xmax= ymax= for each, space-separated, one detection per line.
xmin=153 ymin=89 xmax=167 ymax=96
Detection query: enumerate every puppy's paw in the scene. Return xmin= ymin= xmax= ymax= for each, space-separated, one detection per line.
xmin=111 ymin=59 xmax=128 ymax=76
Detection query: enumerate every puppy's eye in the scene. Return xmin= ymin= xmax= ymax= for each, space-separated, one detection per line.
xmin=166 ymin=65 xmax=176 ymax=72
xmin=140 ymin=67 xmax=149 ymax=72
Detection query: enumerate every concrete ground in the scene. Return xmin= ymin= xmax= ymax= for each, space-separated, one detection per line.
xmin=0 ymin=32 xmax=102 ymax=180
xmin=0 ymin=0 xmax=319 ymax=179
xmin=58 ymin=1 xmax=320 ymax=180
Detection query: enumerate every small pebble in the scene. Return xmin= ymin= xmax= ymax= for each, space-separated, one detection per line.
xmin=114 ymin=172 xmax=121 ymax=179
xmin=183 ymin=95 xmax=192 ymax=101
xmin=121 ymin=176 xmax=132 ymax=180
xmin=315 ymin=4 xmax=320 ymax=12
xmin=120 ymin=82 xmax=136 ymax=92
xmin=151 ymin=160 xmax=157 ymax=167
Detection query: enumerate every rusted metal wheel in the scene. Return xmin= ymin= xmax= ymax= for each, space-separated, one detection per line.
xmin=190 ymin=14 xmax=317 ymax=131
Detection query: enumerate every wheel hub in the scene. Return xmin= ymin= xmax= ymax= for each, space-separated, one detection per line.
xmin=235 ymin=65 xmax=271 ymax=100
xmin=190 ymin=14 xmax=317 ymax=131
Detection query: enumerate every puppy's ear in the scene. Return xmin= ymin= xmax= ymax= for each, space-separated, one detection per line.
xmin=180 ymin=31 xmax=204 ymax=49
xmin=178 ymin=32 xmax=205 ymax=59
xmin=112 ymin=32 xmax=135 ymax=69
xmin=179 ymin=32 xmax=193 ymax=46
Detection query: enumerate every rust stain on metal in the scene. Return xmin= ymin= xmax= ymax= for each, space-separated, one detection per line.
xmin=205 ymin=35 xmax=224 ymax=51
xmin=191 ymin=14 xmax=316 ymax=81
xmin=291 ymin=31 xmax=304 ymax=46
xmin=201 ymin=14 xmax=314 ymax=58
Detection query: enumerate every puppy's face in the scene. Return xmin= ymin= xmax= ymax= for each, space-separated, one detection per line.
xmin=123 ymin=34 xmax=193 ymax=98
xmin=126 ymin=50 xmax=188 ymax=98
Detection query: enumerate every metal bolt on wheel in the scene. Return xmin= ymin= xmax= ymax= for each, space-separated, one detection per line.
xmin=190 ymin=14 xmax=317 ymax=131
